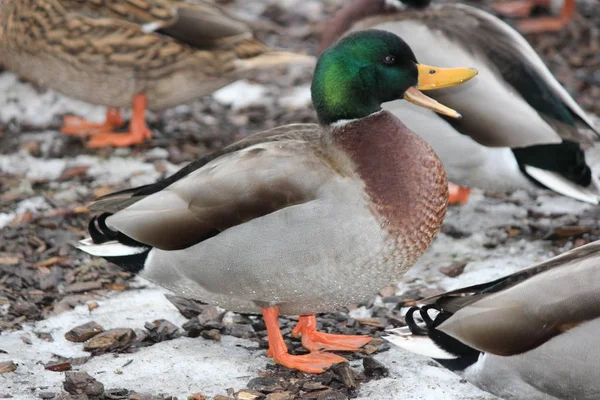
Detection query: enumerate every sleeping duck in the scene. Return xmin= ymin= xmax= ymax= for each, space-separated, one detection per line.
xmin=76 ymin=29 xmax=478 ymax=373
xmin=0 ymin=0 xmax=313 ymax=148
xmin=320 ymin=0 xmax=600 ymax=205
xmin=386 ymin=240 xmax=600 ymax=399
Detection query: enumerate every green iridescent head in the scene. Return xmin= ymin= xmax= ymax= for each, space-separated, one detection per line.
xmin=312 ymin=30 xmax=419 ymax=125
xmin=311 ymin=29 xmax=478 ymax=125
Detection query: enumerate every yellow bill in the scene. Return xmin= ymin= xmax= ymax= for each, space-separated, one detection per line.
xmin=404 ymin=64 xmax=478 ymax=119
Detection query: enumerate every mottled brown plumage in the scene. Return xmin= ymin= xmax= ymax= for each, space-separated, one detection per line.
xmin=0 ymin=0 xmax=311 ymax=110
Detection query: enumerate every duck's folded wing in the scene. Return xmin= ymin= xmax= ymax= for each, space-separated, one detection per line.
xmin=70 ymin=0 xmax=264 ymax=52
xmin=434 ymin=241 xmax=600 ymax=356
xmin=89 ymin=124 xmax=321 ymax=212
xmin=93 ymin=126 xmax=336 ymax=251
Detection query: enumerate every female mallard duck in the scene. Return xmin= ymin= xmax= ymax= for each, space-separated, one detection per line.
xmin=76 ymin=29 xmax=477 ymax=373
xmin=0 ymin=0 xmax=313 ymax=148
xmin=386 ymin=240 xmax=600 ymax=399
xmin=493 ymin=0 xmax=576 ymax=34
xmin=320 ymin=0 xmax=600 ymax=205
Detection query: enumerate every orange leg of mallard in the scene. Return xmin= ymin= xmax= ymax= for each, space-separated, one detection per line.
xmin=262 ymin=307 xmax=348 ymax=374
xmin=86 ymin=93 xmax=152 ymax=148
xmin=448 ymin=183 xmax=471 ymax=205
xmin=493 ymin=0 xmax=575 ymax=33
xmin=492 ymin=0 xmax=538 ymax=17
xmin=517 ymin=0 xmax=575 ymax=33
xmin=61 ymin=108 xmax=124 ymax=136
xmin=292 ymin=314 xmax=372 ymax=352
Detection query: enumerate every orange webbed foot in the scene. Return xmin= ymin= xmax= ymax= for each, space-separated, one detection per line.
xmin=86 ymin=126 xmax=152 ymax=148
xmin=448 ymin=183 xmax=471 ymax=205
xmin=262 ymin=307 xmax=348 ymax=374
xmin=266 ymin=348 xmax=348 ymax=374
xmin=61 ymin=109 xmax=124 ymax=137
xmin=292 ymin=315 xmax=372 ymax=352
xmin=85 ymin=93 xmax=152 ymax=148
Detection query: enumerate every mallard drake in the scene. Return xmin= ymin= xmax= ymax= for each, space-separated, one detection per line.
xmin=320 ymin=0 xmax=600 ymax=205
xmin=76 ymin=29 xmax=478 ymax=373
xmin=0 ymin=0 xmax=314 ymax=148
xmin=493 ymin=0 xmax=576 ymax=34
xmin=385 ymin=240 xmax=600 ymax=400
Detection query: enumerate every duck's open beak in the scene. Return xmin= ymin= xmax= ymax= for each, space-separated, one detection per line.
xmin=403 ymin=64 xmax=478 ymax=119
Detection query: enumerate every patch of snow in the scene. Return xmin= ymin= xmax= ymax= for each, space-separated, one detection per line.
xmin=0 ymin=213 xmax=15 ymax=229
xmin=356 ymin=347 xmax=497 ymax=399
xmin=213 ymin=80 xmax=268 ymax=110
xmin=348 ymin=306 xmax=372 ymax=319
xmin=0 ymin=151 xmax=67 ymax=181
xmin=0 ymin=151 xmax=179 ymax=188
xmin=0 ymin=286 xmax=264 ymax=399
xmin=0 ymin=196 xmax=51 ymax=229
xmin=0 ymin=72 xmax=105 ymax=126
xmin=278 ymin=84 xmax=312 ymax=109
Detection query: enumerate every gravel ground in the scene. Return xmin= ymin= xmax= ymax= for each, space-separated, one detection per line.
xmin=0 ymin=0 xmax=599 ymax=399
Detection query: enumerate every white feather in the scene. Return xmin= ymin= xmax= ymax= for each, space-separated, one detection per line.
xmin=384 ymin=328 xmax=457 ymax=360
xmin=524 ymin=165 xmax=600 ymax=204
xmin=141 ymin=21 xmax=163 ymax=34
xmin=76 ymin=238 xmax=147 ymax=257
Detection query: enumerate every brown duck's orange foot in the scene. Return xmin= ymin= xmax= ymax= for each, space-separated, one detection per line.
xmin=86 ymin=93 xmax=151 ymax=148
xmin=262 ymin=307 xmax=348 ymax=374
xmin=61 ymin=109 xmax=124 ymax=136
xmin=492 ymin=0 xmax=538 ymax=17
xmin=448 ymin=183 xmax=471 ymax=205
xmin=292 ymin=315 xmax=372 ymax=352
xmin=517 ymin=16 xmax=571 ymax=33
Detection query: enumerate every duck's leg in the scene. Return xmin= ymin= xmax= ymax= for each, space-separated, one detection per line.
xmin=493 ymin=0 xmax=575 ymax=33
xmin=292 ymin=314 xmax=371 ymax=352
xmin=61 ymin=109 xmax=124 ymax=136
xmin=448 ymin=183 xmax=471 ymax=205
xmin=492 ymin=0 xmax=538 ymax=17
xmin=517 ymin=0 xmax=575 ymax=33
xmin=86 ymin=93 xmax=152 ymax=148
xmin=262 ymin=307 xmax=348 ymax=374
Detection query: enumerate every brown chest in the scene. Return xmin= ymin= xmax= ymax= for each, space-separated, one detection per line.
xmin=332 ymin=111 xmax=448 ymax=255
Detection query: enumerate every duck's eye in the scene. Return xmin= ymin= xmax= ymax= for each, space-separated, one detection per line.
xmin=382 ymin=55 xmax=395 ymax=65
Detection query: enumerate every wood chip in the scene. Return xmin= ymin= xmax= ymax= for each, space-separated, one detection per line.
xmin=32 ymin=257 xmax=69 ymax=268
xmin=83 ymin=328 xmax=136 ymax=355
xmin=88 ymin=301 xmax=99 ymax=312
xmin=439 ymin=261 xmax=468 ymax=278
xmin=59 ymin=165 xmax=90 ymax=181
xmin=235 ymin=390 xmax=264 ymax=400
xmin=93 ymin=186 xmax=115 ymax=198
xmin=545 ymin=225 xmax=592 ymax=240
xmin=45 ymin=361 xmax=72 ymax=372
xmin=0 ymin=256 xmax=20 ymax=265
xmin=354 ymin=318 xmax=386 ymax=328
xmin=65 ymin=281 xmax=103 ymax=293
xmin=0 ymin=361 xmax=16 ymax=374
xmin=65 ymin=321 xmax=104 ymax=342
